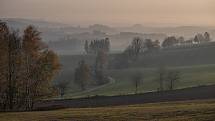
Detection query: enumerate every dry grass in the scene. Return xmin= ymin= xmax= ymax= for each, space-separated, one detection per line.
xmin=1 ymin=99 xmax=215 ymax=121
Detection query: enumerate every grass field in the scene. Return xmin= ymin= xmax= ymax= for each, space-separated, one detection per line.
xmin=1 ymin=99 xmax=215 ymax=121
xmin=56 ymin=46 xmax=215 ymax=98
xmin=65 ymin=64 xmax=215 ymax=98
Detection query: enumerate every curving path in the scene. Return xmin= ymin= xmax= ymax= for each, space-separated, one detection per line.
xmin=67 ymin=76 xmax=116 ymax=98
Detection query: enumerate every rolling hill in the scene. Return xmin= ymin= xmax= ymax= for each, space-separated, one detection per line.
xmin=53 ymin=44 xmax=215 ymax=98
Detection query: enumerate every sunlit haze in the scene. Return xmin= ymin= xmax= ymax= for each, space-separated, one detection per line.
xmin=1 ymin=0 xmax=215 ymax=27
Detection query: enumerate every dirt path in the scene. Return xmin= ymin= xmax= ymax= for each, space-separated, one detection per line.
xmin=67 ymin=76 xmax=116 ymax=97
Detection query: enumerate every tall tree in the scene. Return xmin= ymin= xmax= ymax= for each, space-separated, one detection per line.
xmin=7 ymin=30 xmax=22 ymax=110
xmin=204 ymin=32 xmax=211 ymax=42
xmin=166 ymin=70 xmax=180 ymax=90
xmin=194 ymin=33 xmax=204 ymax=43
xmin=131 ymin=37 xmax=143 ymax=58
xmin=22 ymin=25 xmax=60 ymax=110
xmin=74 ymin=60 xmax=90 ymax=90
xmin=131 ymin=72 xmax=142 ymax=94
xmin=0 ymin=21 xmax=9 ymax=110
xmin=84 ymin=40 xmax=89 ymax=54
xmin=0 ymin=23 xmax=60 ymax=111
xmin=157 ymin=66 xmax=167 ymax=92
xmin=94 ymin=50 xmax=108 ymax=85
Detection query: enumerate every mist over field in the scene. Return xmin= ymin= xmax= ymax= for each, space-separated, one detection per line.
xmin=2 ymin=18 xmax=215 ymax=55
xmin=1 ymin=0 xmax=215 ymax=120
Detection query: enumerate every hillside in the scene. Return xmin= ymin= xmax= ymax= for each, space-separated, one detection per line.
xmin=53 ymin=44 xmax=215 ymax=97
xmin=133 ymin=42 xmax=215 ymax=68
xmin=3 ymin=18 xmax=215 ymax=55
xmin=35 ymin=85 xmax=215 ymax=110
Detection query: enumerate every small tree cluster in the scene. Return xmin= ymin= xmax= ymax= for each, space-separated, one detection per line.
xmin=162 ymin=36 xmax=178 ymax=48
xmin=111 ymin=37 xmax=160 ymax=69
xmin=85 ymin=38 xmax=110 ymax=54
xmin=0 ymin=21 xmax=60 ymax=111
xmin=74 ymin=50 xmax=109 ymax=89
xmin=156 ymin=67 xmax=180 ymax=92
xmin=194 ymin=32 xmax=211 ymax=43
xmin=125 ymin=37 xmax=160 ymax=59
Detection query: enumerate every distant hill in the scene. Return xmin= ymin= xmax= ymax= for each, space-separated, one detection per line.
xmin=119 ymin=24 xmax=215 ymax=39
xmin=2 ymin=18 xmax=215 ymax=55
xmin=2 ymin=18 xmax=67 ymax=29
xmin=2 ymin=18 xmax=68 ymax=42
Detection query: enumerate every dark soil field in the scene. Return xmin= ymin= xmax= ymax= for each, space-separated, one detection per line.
xmin=35 ymin=85 xmax=215 ymax=111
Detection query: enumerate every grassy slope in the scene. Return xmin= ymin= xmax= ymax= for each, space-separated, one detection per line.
xmin=1 ymin=99 xmax=215 ymax=121
xmin=56 ymin=45 xmax=215 ymax=98
xmin=66 ymin=64 xmax=215 ymax=98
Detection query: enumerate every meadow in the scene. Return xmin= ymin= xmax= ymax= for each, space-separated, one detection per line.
xmin=53 ymin=45 xmax=215 ymax=98
xmin=1 ymin=99 xmax=215 ymax=121
xmin=65 ymin=64 xmax=215 ymax=98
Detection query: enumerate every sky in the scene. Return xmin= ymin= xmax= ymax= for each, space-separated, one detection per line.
xmin=1 ymin=0 xmax=215 ymax=27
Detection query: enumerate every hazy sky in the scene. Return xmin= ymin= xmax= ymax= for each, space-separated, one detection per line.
xmin=1 ymin=0 xmax=215 ymax=27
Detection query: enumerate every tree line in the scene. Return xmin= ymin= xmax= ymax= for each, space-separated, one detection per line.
xmin=85 ymin=38 xmax=110 ymax=54
xmin=111 ymin=32 xmax=211 ymax=69
xmin=162 ymin=32 xmax=211 ymax=48
xmin=0 ymin=21 xmax=60 ymax=111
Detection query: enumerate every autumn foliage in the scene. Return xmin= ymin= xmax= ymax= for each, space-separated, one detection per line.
xmin=0 ymin=21 xmax=60 ymax=111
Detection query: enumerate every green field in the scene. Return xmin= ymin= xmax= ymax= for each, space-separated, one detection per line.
xmin=56 ymin=46 xmax=215 ymax=98
xmin=65 ymin=64 xmax=215 ymax=98
xmin=1 ymin=99 xmax=215 ymax=121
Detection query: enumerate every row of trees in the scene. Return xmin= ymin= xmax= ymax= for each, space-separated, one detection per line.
xmin=125 ymin=37 xmax=160 ymax=59
xmin=84 ymin=38 xmax=110 ymax=54
xmin=111 ymin=37 xmax=160 ymax=69
xmin=162 ymin=32 xmax=211 ymax=48
xmin=111 ymin=32 xmax=212 ymax=69
xmin=131 ymin=67 xmax=180 ymax=94
xmin=156 ymin=67 xmax=180 ymax=91
xmin=0 ymin=21 xmax=60 ymax=111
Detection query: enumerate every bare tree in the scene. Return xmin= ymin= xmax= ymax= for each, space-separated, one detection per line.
xmin=74 ymin=60 xmax=90 ymax=90
xmin=157 ymin=66 xmax=167 ymax=92
xmin=131 ymin=37 xmax=143 ymax=59
xmin=166 ymin=70 xmax=180 ymax=90
xmin=131 ymin=72 xmax=143 ymax=94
